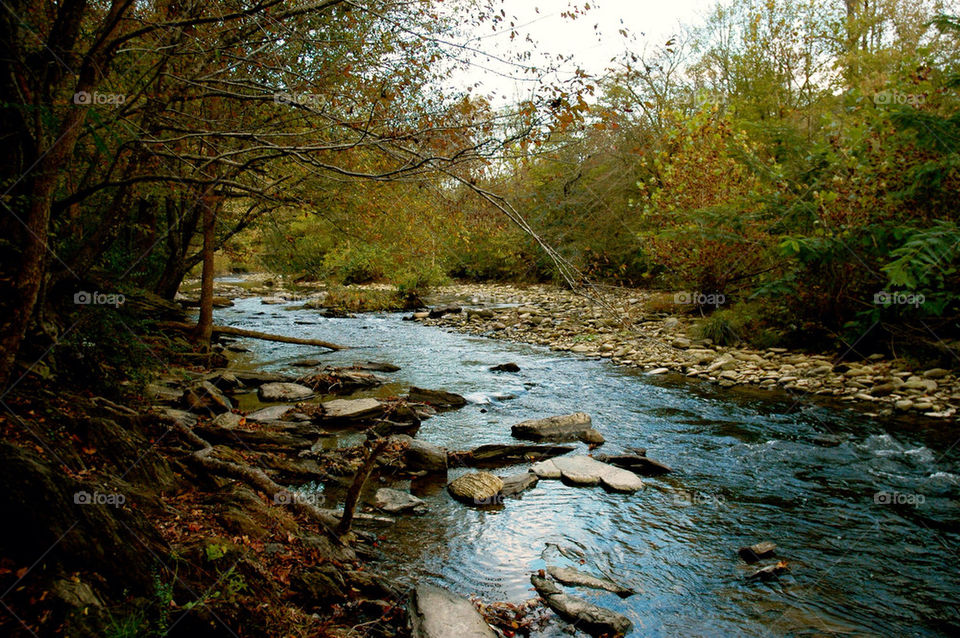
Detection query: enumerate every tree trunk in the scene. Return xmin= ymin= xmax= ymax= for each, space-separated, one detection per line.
xmin=192 ymin=189 xmax=217 ymax=349
xmin=336 ymin=438 xmax=391 ymax=536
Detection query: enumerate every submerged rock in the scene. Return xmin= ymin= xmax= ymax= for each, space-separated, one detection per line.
xmin=352 ymin=361 xmax=401 ymax=372
xmin=490 ymin=362 xmax=521 ymax=372
xmin=546 ymin=566 xmax=634 ymax=597
xmin=530 ymin=574 xmax=633 ymax=637
xmin=530 ymin=455 xmax=643 ymax=493
xmin=593 ymin=453 xmax=673 ymax=475
xmin=738 ymin=541 xmax=776 ymax=564
xmin=447 ymin=472 xmax=504 ymax=505
xmin=408 ymin=583 xmax=497 ymax=638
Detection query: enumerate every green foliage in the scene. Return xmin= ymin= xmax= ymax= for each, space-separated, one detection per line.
xmin=693 ymin=301 xmax=784 ymax=348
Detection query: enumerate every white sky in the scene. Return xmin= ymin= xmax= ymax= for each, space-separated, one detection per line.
xmin=454 ymin=0 xmax=717 ymax=103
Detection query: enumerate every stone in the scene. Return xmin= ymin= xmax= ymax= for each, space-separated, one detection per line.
xmin=546 ymin=566 xmax=634 ymax=597
xmin=146 ymin=383 xmax=182 ymax=404
xmin=530 ymin=575 xmax=633 ymax=637
xmin=211 ymin=412 xmax=243 ymax=428
xmin=181 ymin=380 xmax=233 ymax=415
xmin=923 ymin=368 xmax=950 ymax=379
xmin=500 ymin=472 xmax=538 ymax=496
xmin=373 ymin=488 xmax=426 ymax=514
xmin=490 ymin=362 xmax=521 ymax=372
xmin=229 ymin=370 xmax=292 ymax=386
xmin=408 ymin=583 xmax=497 ymax=638
xmin=571 ymin=344 xmax=591 ymax=353
xmin=455 ymin=443 xmax=575 ymax=467
xmin=352 ymin=361 xmax=401 ymax=372
xmin=408 ymin=386 xmax=467 ymax=410
xmin=320 ymin=398 xmax=385 ymax=421
xmin=530 ymin=455 xmax=644 ymax=493
xmin=405 ymin=439 xmax=448 ymax=473
xmin=246 ymin=405 xmax=294 ymax=422
xmin=574 ymin=429 xmax=602 ymax=447
xmin=428 ymin=305 xmax=462 ymax=318
xmin=447 ymin=472 xmax=504 ymax=505
xmin=647 ymin=367 xmax=670 ymax=375
xmin=258 ymin=382 xmax=315 ymax=402
xmin=738 ymin=541 xmax=776 ymax=564
xmin=592 ymin=454 xmax=673 ymax=475
xmin=511 ymin=412 xmax=596 ymax=442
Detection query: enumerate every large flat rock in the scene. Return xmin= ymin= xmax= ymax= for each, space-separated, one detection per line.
xmin=457 ymin=443 xmax=575 ymax=467
xmin=408 ymin=386 xmax=467 ymax=410
xmin=320 ymin=398 xmax=385 ymax=420
xmin=409 ymin=583 xmax=497 ymax=638
xmin=246 ymin=405 xmax=294 ymax=422
xmin=530 ymin=455 xmax=644 ymax=493
xmin=511 ymin=412 xmax=602 ymax=443
xmin=258 ymin=382 xmax=315 ymax=402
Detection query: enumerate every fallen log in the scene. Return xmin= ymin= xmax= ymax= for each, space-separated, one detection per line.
xmin=159 ymin=321 xmax=347 ymax=350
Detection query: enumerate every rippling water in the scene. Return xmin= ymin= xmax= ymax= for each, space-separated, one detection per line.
xmin=216 ymin=296 xmax=960 ymax=637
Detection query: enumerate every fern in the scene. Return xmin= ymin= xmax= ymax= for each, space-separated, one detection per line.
xmin=883 ymin=221 xmax=960 ymax=288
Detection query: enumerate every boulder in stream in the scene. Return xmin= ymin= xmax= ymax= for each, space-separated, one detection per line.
xmin=408 ymin=583 xmax=497 ymax=638
xmin=405 ymin=439 xmax=448 ymax=473
xmin=447 ymin=472 xmax=504 ymax=505
xmin=490 ymin=362 xmax=521 ymax=372
xmin=511 ymin=412 xmax=602 ymax=443
xmin=546 ymin=566 xmax=634 ymax=597
xmin=408 ymin=386 xmax=467 ymax=410
xmin=530 ymin=455 xmax=644 ymax=493
xmin=530 ymin=574 xmax=633 ymax=637
xmin=453 ymin=443 xmax=575 ymax=467
xmin=500 ymin=472 xmax=538 ymax=496
xmin=372 ymin=488 xmax=426 ymax=514
xmin=258 ymin=382 xmax=315 ymax=402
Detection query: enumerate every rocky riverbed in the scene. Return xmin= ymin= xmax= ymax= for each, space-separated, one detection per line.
xmin=409 ymin=283 xmax=960 ymax=420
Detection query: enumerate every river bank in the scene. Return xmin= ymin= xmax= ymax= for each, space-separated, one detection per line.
xmin=408 ymin=282 xmax=960 ymax=421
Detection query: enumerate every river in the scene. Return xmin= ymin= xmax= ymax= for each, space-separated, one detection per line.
xmin=216 ymin=294 xmax=960 ymax=637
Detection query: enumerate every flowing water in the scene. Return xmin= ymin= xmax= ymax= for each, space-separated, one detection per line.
xmin=215 ymin=294 xmax=960 ymax=637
